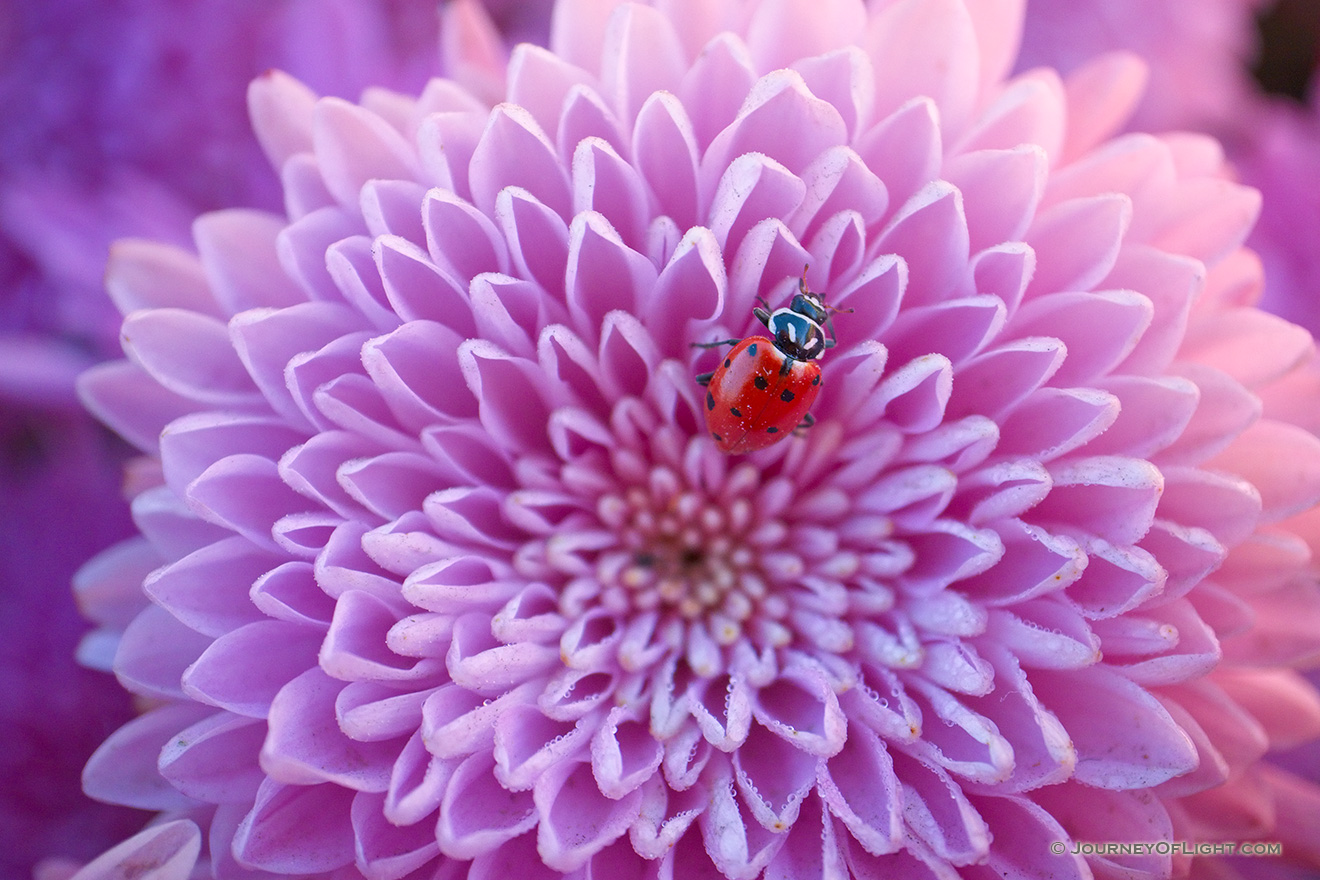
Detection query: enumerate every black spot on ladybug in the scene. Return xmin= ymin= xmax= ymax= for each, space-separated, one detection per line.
xmin=730 ymin=406 xmax=742 ymax=418
xmin=767 ymin=426 xmax=779 ymax=434
xmin=812 ymin=375 xmax=820 ymax=386
xmin=753 ymin=375 xmax=768 ymax=390
xmin=723 ymin=358 xmax=731 ymax=369
xmin=706 ymin=391 xmax=715 ymax=411
xmin=747 ymin=343 xmax=758 ymax=356
xmin=780 ymin=388 xmax=795 ymax=403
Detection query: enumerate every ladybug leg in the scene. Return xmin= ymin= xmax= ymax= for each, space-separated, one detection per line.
xmin=695 ymin=371 xmax=713 ymax=386
xmin=691 ymin=338 xmax=741 ymax=349
xmin=792 ymin=412 xmax=816 ymax=435
xmin=753 ymin=306 xmax=771 ymax=328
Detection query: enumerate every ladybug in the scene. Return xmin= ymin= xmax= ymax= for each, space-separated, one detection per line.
xmin=696 ymin=269 xmax=848 ymax=454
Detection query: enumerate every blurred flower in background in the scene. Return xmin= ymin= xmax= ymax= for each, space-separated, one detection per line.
xmin=4 ymin=0 xmax=1320 ymax=879
xmin=0 ymin=1 xmax=462 ymax=876
xmin=1017 ymin=0 xmax=1320 ymax=336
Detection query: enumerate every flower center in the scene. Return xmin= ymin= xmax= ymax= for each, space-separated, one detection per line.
xmin=593 ymin=462 xmax=792 ymax=648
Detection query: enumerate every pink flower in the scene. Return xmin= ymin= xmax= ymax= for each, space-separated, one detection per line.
xmin=1236 ymin=91 xmax=1320 ymax=337
xmin=74 ymin=1 xmax=1320 ymax=878
xmin=0 ymin=1 xmax=446 ymax=874
xmin=1014 ymin=0 xmax=1268 ymax=133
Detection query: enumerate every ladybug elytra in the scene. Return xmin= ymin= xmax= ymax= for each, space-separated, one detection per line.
xmin=696 ymin=269 xmax=848 ymax=454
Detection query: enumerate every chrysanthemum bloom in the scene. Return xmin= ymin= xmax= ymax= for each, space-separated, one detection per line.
xmin=75 ymin=0 xmax=1320 ymax=877
xmin=1 ymin=1 xmax=452 ymax=872
xmin=1237 ymin=88 xmax=1320 ymax=337
xmin=1014 ymin=0 xmax=1269 ymax=134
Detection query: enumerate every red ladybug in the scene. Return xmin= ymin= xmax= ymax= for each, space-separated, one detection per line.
xmin=696 ymin=270 xmax=847 ymax=454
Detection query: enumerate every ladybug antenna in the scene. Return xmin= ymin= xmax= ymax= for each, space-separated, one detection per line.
xmin=797 ymin=265 xmax=852 ymax=313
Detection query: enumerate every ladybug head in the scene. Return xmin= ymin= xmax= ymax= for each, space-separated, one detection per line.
xmin=767 ymin=308 xmax=827 ymax=361
xmin=788 ymin=290 xmax=829 ymax=325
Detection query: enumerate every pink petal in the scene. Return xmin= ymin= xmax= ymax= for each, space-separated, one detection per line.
xmin=114 ymin=604 xmax=211 ymax=700
xmin=144 ymin=536 xmax=278 ymax=637
xmin=855 ymin=98 xmax=941 ymax=212
xmin=436 ymin=751 xmax=537 ymax=858
xmin=277 ymin=207 xmax=367 ymax=303
xmin=232 ymin=779 xmax=356 ymax=873
xmin=744 ymin=0 xmax=867 ymax=72
xmin=985 ymin=601 xmax=1099 ymax=670
xmin=105 ymin=239 xmax=220 ymax=317
xmin=363 ymin=319 xmax=478 ymax=429
xmin=263 ymin=668 xmax=398 ymax=791
xmin=326 ymin=238 xmax=403 ymax=332
xmin=322 ymin=590 xmax=441 ymax=683
xmin=564 ymin=212 xmax=657 ymax=337
xmin=1137 ymin=178 xmax=1260 ymax=267
xmin=1210 ymin=420 xmax=1320 ymax=523
xmin=158 ymin=711 xmax=266 ymax=804
xmin=1059 ymin=52 xmax=1148 ymax=163
xmin=313 ymin=98 xmax=421 ymax=207
xmin=761 ymin=793 xmax=848 ymax=880
xmin=421 ymin=681 xmax=536 ymax=759
xmin=375 ymin=236 xmax=476 ymax=331
xmin=160 ymin=411 xmax=307 ymax=499
xmin=351 ymin=790 xmax=440 ymax=880
xmin=121 ymin=308 xmax=259 ymax=406
xmin=945 ymin=146 xmax=1045 ymax=254
xmin=888 ymin=748 xmax=990 ymax=865
xmin=66 ymin=820 xmax=201 ymax=880
xmin=699 ymin=769 xmax=788 ymax=878
xmin=1158 ymin=465 xmax=1262 ymax=547
xmin=816 ymin=722 xmax=902 ymax=854
xmin=424 ymin=189 xmax=510 ymax=281
xmin=1025 ymin=194 xmax=1131 ymax=297
xmin=600 ymin=2 xmax=686 ymax=122
xmin=867 ymin=0 xmax=978 ymax=136
xmin=466 ymin=832 xmax=562 ymax=880
xmin=1180 ymin=307 xmax=1314 ymax=390
xmin=193 ymin=209 xmax=305 ymax=312
xmin=792 ymin=47 xmax=876 ymax=142
xmin=361 ymin=179 xmax=429 ymax=245
xmin=83 ymin=702 xmax=210 ymax=810
xmin=185 ymin=454 xmax=312 ymax=551
xmin=678 ymin=33 xmax=757 ymax=150
xmin=385 ymin=732 xmax=457 ymax=827
xmin=229 ymin=302 xmax=366 ymax=430
xmin=507 ymin=44 xmax=596 ymax=135
xmin=469 ymin=104 xmax=572 ymax=219
xmin=752 ymin=665 xmax=847 ymax=757
xmin=968 ymin=794 xmax=1088 ymax=880
xmin=78 ymin=361 xmax=197 ymax=453
xmin=871 ymin=182 xmax=969 ymax=308
xmin=182 ymin=619 xmax=321 ymax=718
xmin=337 ymin=680 xmax=434 ymax=743
xmin=534 ymin=758 xmax=644 ymax=870
xmin=1215 ymin=668 xmax=1320 ymax=749
xmin=248 ymin=70 xmax=318 ymax=170
xmin=732 ymin=722 xmax=820 ymax=830
xmin=1033 ymin=456 xmax=1163 ymax=545
xmin=703 ymin=69 xmax=848 ymax=183
xmin=446 ymin=612 xmax=560 ymax=692
xmin=1066 ymin=536 xmax=1165 ymax=619
xmin=1031 ymin=665 xmax=1198 ymax=788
